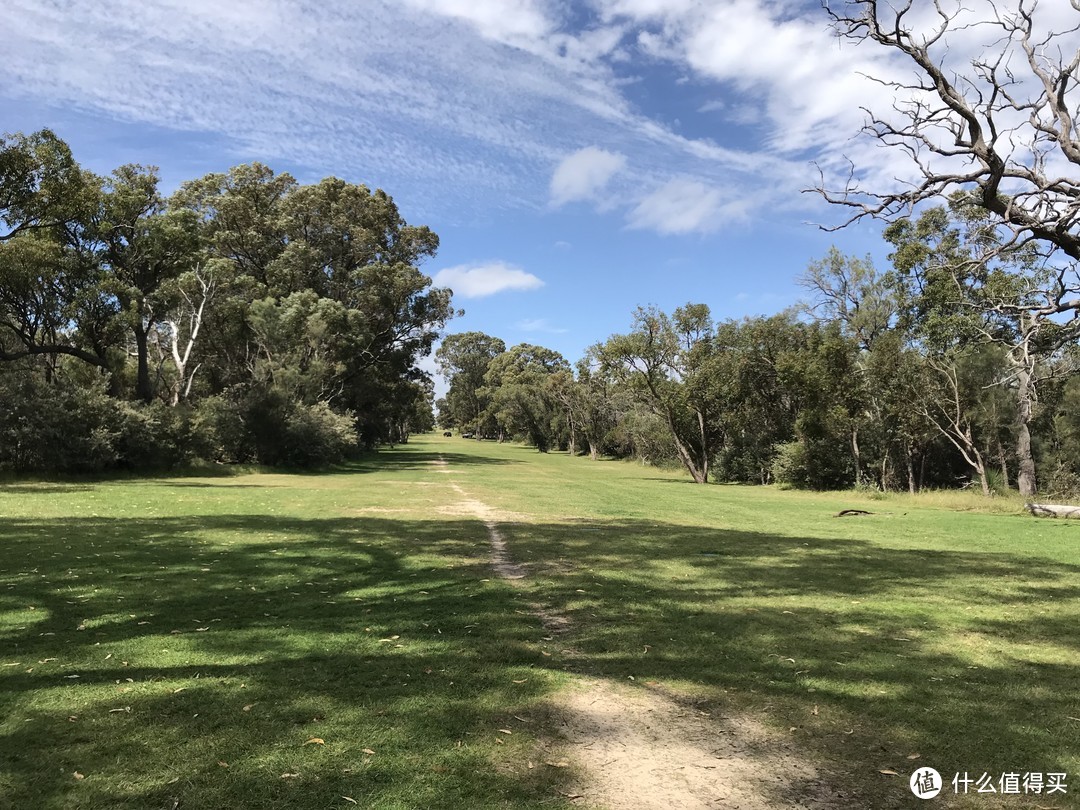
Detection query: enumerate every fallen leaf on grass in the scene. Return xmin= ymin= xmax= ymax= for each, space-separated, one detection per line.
xmin=907 ymin=753 xmax=921 ymax=760
xmin=879 ymin=769 xmax=900 ymax=776
xmin=498 ymin=729 xmax=512 ymax=735
xmin=362 ymin=748 xmax=375 ymax=755
xmin=342 ymin=798 xmax=357 ymax=805
xmin=108 ymin=707 xmax=131 ymax=713
xmin=811 ymin=705 xmax=819 ymax=716
xmin=303 ymin=738 xmax=325 ymax=746
xmin=512 ymin=679 xmax=528 ymax=684
xmin=281 ymin=772 xmax=300 ymax=779
xmin=242 ymin=704 xmax=254 ymax=712
xmin=218 ymin=761 xmax=229 ymax=768
xmin=545 ymin=760 xmax=570 ymax=768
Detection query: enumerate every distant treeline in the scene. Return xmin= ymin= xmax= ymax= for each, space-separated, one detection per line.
xmin=0 ymin=130 xmax=447 ymax=471
xmin=436 ymin=201 xmax=1080 ymax=498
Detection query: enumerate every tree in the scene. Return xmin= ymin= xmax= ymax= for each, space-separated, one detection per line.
xmin=800 ymin=247 xmax=896 ymax=351
xmin=435 ymin=332 xmax=506 ymax=434
xmin=599 ymin=305 xmax=725 ymax=483
xmin=885 ymin=201 xmax=1080 ymax=495
xmin=817 ymin=0 xmax=1080 ymax=493
xmin=1 ymin=129 xmax=83 ymax=242
xmin=481 ymin=344 xmax=569 ymax=451
xmin=93 ymin=165 xmax=202 ymax=402
xmin=820 ymin=1 xmax=1080 ymax=264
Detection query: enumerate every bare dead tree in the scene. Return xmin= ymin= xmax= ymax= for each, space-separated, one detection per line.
xmin=158 ymin=265 xmax=214 ymax=406
xmin=818 ymin=0 xmax=1080 ymax=261
xmin=920 ymin=356 xmax=992 ymax=496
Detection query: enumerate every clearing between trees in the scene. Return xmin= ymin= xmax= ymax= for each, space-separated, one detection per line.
xmin=1 ymin=436 xmax=1077 ymax=809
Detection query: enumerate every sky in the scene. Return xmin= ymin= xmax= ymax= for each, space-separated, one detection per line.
xmin=4 ymin=0 xmax=1059 ymax=392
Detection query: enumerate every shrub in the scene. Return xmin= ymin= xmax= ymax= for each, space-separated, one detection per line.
xmin=771 ymin=441 xmax=810 ymax=489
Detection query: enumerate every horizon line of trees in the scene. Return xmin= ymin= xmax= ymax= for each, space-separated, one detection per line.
xmin=4 ymin=130 xmax=1078 ymax=497
xmin=1 ymin=129 xmax=448 ymax=472
xmin=436 ymin=197 xmax=1080 ymax=499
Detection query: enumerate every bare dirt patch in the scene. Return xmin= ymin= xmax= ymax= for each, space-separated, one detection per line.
xmin=555 ymin=678 xmax=844 ymax=809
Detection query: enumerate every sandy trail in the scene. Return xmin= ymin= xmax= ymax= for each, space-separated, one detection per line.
xmin=433 ymin=456 xmax=843 ymax=809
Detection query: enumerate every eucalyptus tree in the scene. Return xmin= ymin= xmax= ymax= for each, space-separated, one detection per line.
xmin=481 ymin=343 xmax=569 ymax=451
xmin=435 ymin=331 xmax=506 ymax=434
xmin=886 ymin=200 xmax=1080 ymax=495
xmin=0 ymin=129 xmax=83 ymax=242
xmin=598 ymin=304 xmax=725 ymax=483
xmin=819 ymin=0 xmax=1080 ymax=263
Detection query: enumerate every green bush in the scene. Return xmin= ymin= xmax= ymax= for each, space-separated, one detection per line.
xmin=0 ymin=373 xmax=119 ymax=473
xmin=770 ymin=441 xmax=810 ymax=489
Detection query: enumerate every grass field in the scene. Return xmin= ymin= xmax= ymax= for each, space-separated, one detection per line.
xmin=2 ymin=435 xmax=1079 ymax=808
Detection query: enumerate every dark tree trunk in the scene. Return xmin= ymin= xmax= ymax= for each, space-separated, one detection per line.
xmin=996 ymin=439 xmax=1010 ymax=490
xmin=134 ymin=323 xmax=153 ymax=403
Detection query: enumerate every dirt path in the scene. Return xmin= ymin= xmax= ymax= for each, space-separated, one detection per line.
xmin=434 ymin=457 xmax=843 ymax=809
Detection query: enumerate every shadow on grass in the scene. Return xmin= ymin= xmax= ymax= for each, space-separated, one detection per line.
xmin=0 ymin=514 xmax=566 ymax=809
xmin=502 ymin=518 xmax=1080 ymax=806
xmin=2 ymin=512 xmax=1079 ymax=808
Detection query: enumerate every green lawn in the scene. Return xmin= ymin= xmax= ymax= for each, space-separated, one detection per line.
xmin=2 ymin=436 xmax=1079 ymax=808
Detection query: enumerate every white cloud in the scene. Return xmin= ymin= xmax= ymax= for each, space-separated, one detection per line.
xmin=627 ymin=178 xmax=727 ymax=235
xmin=550 ymin=146 xmax=627 ymax=206
xmin=401 ymin=0 xmax=554 ymax=46
xmin=10 ymin=0 xmax=1042 ymax=233
xmin=517 ymin=317 xmax=568 ymax=334
xmin=432 ymin=261 xmax=544 ymax=298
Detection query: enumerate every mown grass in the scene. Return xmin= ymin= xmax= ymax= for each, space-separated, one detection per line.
xmin=2 ymin=436 xmax=1079 ymax=809
xmin=0 ymin=454 xmax=575 ymax=809
xmin=448 ymin=437 xmax=1080 ymax=808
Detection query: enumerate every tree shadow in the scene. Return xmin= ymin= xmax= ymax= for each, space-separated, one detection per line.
xmin=2 ymin=512 xmax=1078 ymax=808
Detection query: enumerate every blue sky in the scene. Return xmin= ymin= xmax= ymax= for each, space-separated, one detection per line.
xmin=3 ymin=0 xmax=965 ymax=390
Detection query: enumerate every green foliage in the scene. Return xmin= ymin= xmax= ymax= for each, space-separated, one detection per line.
xmin=436 ymin=331 xmax=506 ymax=434
xmin=0 ymin=133 xmax=449 ymax=471
xmin=769 ymin=440 xmax=808 ymax=489
xmin=482 ymin=344 xmax=569 ymax=451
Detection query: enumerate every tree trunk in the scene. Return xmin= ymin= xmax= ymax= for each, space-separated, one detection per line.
xmin=975 ymin=448 xmax=990 ymax=497
xmin=1026 ymin=503 xmax=1080 ymax=519
xmin=851 ymin=425 xmax=862 ymax=484
xmin=996 ymin=439 xmax=1010 ymax=490
xmin=1015 ymin=364 xmax=1038 ymax=497
xmin=134 ymin=323 xmax=153 ymax=404
xmin=905 ymin=445 xmax=916 ymax=495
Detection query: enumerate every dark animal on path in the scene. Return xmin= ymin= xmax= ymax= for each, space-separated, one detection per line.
xmin=443 ymin=431 xmax=452 ymax=437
